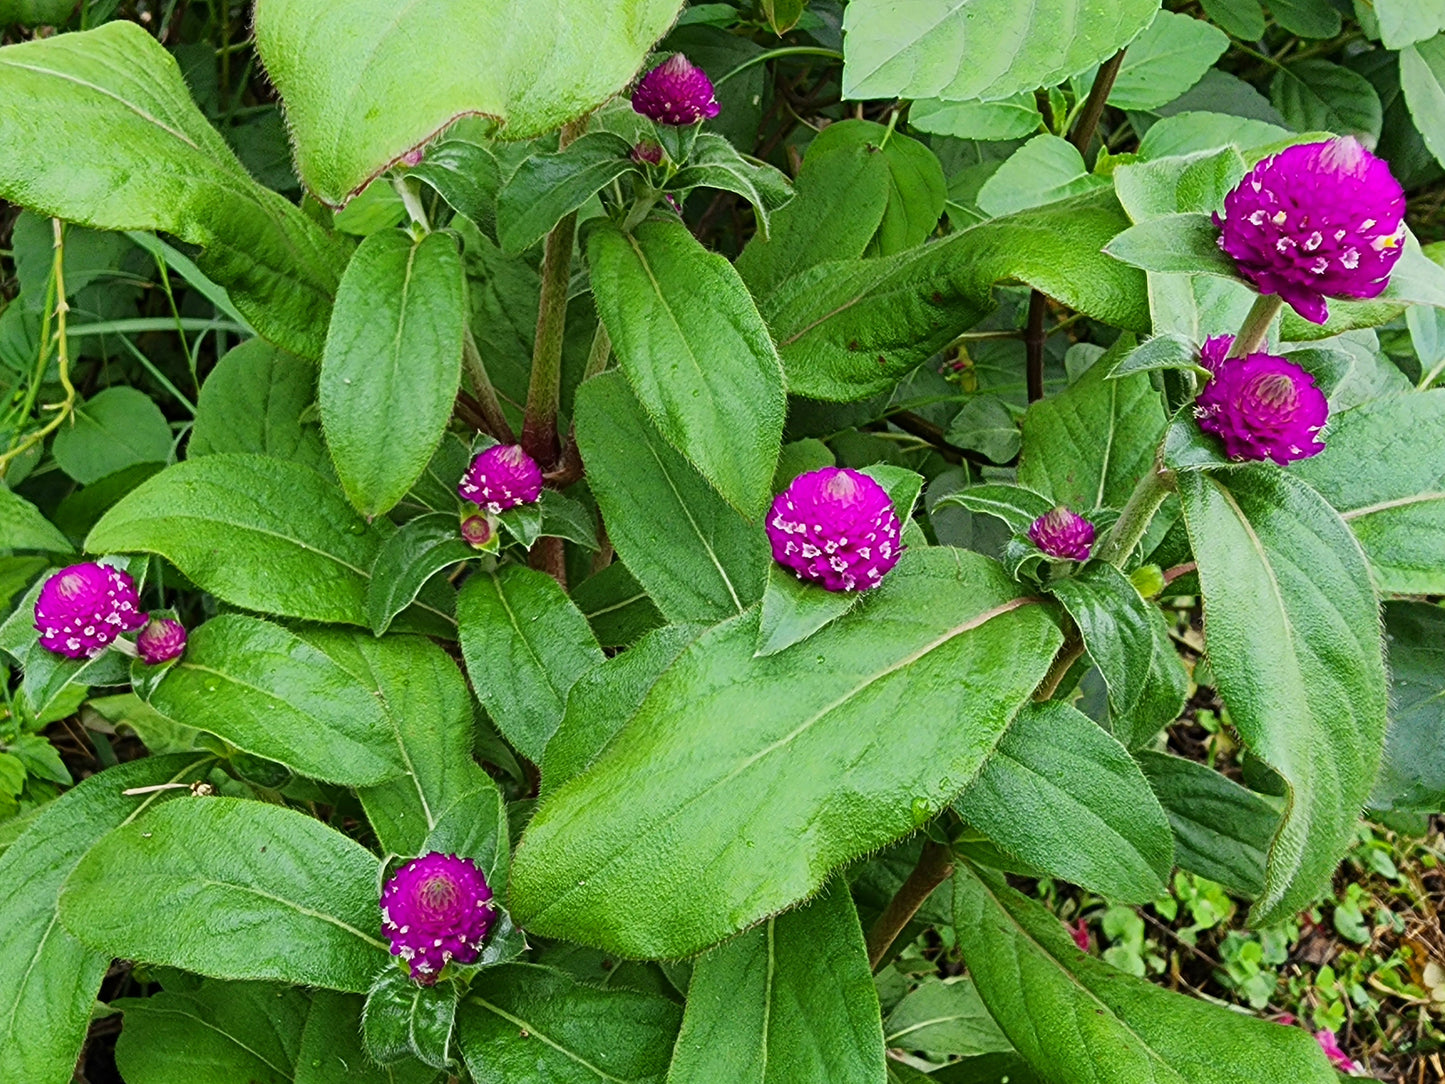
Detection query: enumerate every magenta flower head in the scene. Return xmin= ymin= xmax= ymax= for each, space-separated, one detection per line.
xmin=1213 ymin=137 xmax=1406 ymax=324
xmin=767 ymin=467 xmax=902 ymax=592
xmin=1028 ymin=508 xmax=1095 ymax=561
xmin=381 ymin=852 xmax=495 ymax=985
xmin=1196 ymin=336 xmax=1327 ymax=464
xmin=458 ymin=444 xmax=543 ymax=515
xmin=135 ymin=618 xmax=186 ymax=666
xmin=34 ymin=562 xmax=146 ymax=659
xmin=631 ymin=54 xmax=720 ymax=126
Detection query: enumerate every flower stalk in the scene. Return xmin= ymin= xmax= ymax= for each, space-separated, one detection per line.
xmin=1227 ymin=293 xmax=1285 ymax=358
xmin=1093 ymin=460 xmax=1174 ymax=568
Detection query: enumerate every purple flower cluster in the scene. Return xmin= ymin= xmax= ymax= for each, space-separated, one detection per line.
xmin=767 ymin=468 xmax=902 ymax=592
xmin=458 ymin=444 xmax=544 ymax=515
xmin=34 ymin=562 xmax=146 ymax=659
xmin=381 ymin=852 xmax=495 ymax=984
xmin=1028 ymin=508 xmax=1095 ymax=561
xmin=136 ymin=618 xmax=187 ymax=666
xmin=631 ymin=55 xmax=720 ymax=126
xmin=1214 ymin=137 xmax=1406 ymax=324
xmin=1196 ymin=335 xmax=1327 ymax=464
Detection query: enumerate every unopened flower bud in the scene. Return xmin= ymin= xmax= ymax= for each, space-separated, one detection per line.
xmin=1196 ymin=339 xmax=1327 ymax=464
xmin=460 ymin=514 xmax=492 ymax=548
xmin=1028 ymin=507 xmax=1095 ymax=561
xmin=631 ymin=140 xmax=664 ymax=166
xmin=631 ymin=54 xmax=720 ymax=126
xmin=458 ymin=444 xmax=543 ymax=515
xmin=381 ymin=852 xmax=495 ymax=984
xmin=767 ymin=468 xmax=902 ymax=592
xmin=34 ymin=562 xmax=146 ymax=659
xmin=135 ymin=617 xmax=187 ymax=666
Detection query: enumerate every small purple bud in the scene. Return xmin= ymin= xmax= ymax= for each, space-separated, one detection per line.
xmin=458 ymin=444 xmax=544 ymax=515
xmin=381 ymin=852 xmax=495 ymax=984
xmin=34 ymin=562 xmax=147 ymax=659
xmin=631 ymin=140 xmax=664 ymax=166
xmin=460 ymin=514 xmax=493 ymax=548
xmin=1195 ymin=349 xmax=1327 ymax=464
xmin=767 ymin=467 xmax=902 ymax=592
xmin=400 ymin=146 xmax=425 ymax=167
xmin=631 ymin=54 xmax=721 ymax=126
xmin=136 ymin=617 xmax=187 ymax=666
xmin=1213 ymin=137 xmax=1406 ymax=324
xmin=1028 ymin=508 xmax=1096 ymax=561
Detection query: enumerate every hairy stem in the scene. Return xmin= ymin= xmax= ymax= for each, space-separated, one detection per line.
xmin=462 ymin=327 xmax=516 ymax=443
xmin=866 ymin=839 xmax=955 ymax=971
xmin=1033 ymin=633 xmax=1086 ymax=702
xmin=1227 ymin=293 xmax=1285 ymax=358
xmin=1093 ymin=460 xmax=1175 ymax=568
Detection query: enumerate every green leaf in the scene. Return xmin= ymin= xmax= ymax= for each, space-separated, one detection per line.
xmin=320 ymin=230 xmax=466 ymax=517
xmin=1105 ymin=212 xmax=1239 ymax=277
xmin=0 ymin=753 xmax=211 ymax=1084
xmin=761 ymin=0 xmax=805 ymax=34
xmin=148 ymin=614 xmax=406 ymax=786
xmin=1177 ymin=467 xmax=1388 ymax=925
xmin=841 ymin=0 xmax=1159 ymax=104
xmin=87 ymin=454 xmax=386 ymax=626
xmin=945 ymin=396 xmax=1022 ymax=464
xmin=1137 ymin=751 xmax=1277 ymax=898
xmin=955 ymin=701 xmax=1174 ymax=902
xmin=114 ymin=981 xmax=310 ymax=1084
xmin=1018 ymin=338 xmax=1167 ymax=512
xmin=1268 ymin=0 xmax=1341 ymax=38
xmin=53 ymin=387 xmax=173 ymax=485
xmin=1048 ymin=562 xmax=1188 ymax=748
xmin=755 ymin=564 xmax=862 ymax=658
xmin=1293 ymin=391 xmax=1445 ymax=595
xmin=951 ymin=862 xmax=1339 ymax=1083
xmin=497 ymin=132 xmax=638 ymax=254
xmin=589 ymin=219 xmax=785 ymax=517
xmin=60 ymin=796 xmax=389 ymax=992
xmin=363 ymin=968 xmax=458 ymax=1069
xmin=668 ymin=885 xmax=886 ymax=1084
xmin=1108 ymin=332 xmax=1209 ymax=380
xmin=409 ymin=138 xmax=501 ymax=234
xmin=976 ymin=135 xmax=1108 ymax=218
xmin=456 ymin=964 xmax=681 ymax=1083
xmin=884 ymin=977 xmax=1013 ymax=1058
xmin=457 ymin=564 xmax=604 ymax=763
xmin=542 ymin=622 xmax=704 ymax=794
xmin=1135 ymin=113 xmax=1287 ymax=160
xmin=0 ymin=0 xmax=76 ymax=22
xmin=935 ymin=482 xmax=1054 ymax=535
xmin=1369 ymin=602 xmax=1445 ymax=813
xmin=574 ymin=372 xmax=768 ymax=624
xmin=572 ymin=560 xmax=667 ymax=648
xmin=189 ymin=340 xmax=331 ymax=474
xmin=867 ymin=128 xmax=948 ymax=257
xmin=735 ymin=120 xmax=894 ymax=298
xmin=768 ymin=188 xmax=1149 ymax=401
xmin=1198 ymin=0 xmax=1265 ymax=42
xmin=252 ymin=0 xmax=685 ymax=205
xmin=665 ymin=134 xmax=795 ymax=242
xmin=366 ymin=512 xmax=471 ymax=635
xmin=538 ymin=489 xmax=600 ymax=550
xmin=909 ymin=93 xmax=1043 ymax=141
xmin=1270 ymin=60 xmax=1382 ymax=141
xmin=1107 ymin=11 xmax=1229 ymax=111
xmin=0 ymin=23 xmax=347 ymax=358
xmin=510 ymin=547 xmax=1062 ymax=957
xmin=301 ymin=990 xmax=441 ymax=1084
xmin=0 ymin=485 xmax=72 ymax=552
xmin=1374 ymin=0 xmax=1445 ymax=49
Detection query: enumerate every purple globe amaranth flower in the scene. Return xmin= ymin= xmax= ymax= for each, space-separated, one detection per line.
xmin=458 ymin=444 xmax=544 ymax=515
xmin=1028 ymin=508 xmax=1096 ymax=561
xmin=136 ymin=618 xmax=186 ymax=666
xmin=1213 ymin=137 xmax=1406 ymax=324
xmin=34 ymin=562 xmax=146 ymax=659
xmin=631 ymin=54 xmax=720 ymax=126
xmin=1195 ymin=344 xmax=1328 ymax=464
xmin=381 ymin=852 xmax=495 ymax=984
xmin=767 ymin=467 xmax=902 ymax=592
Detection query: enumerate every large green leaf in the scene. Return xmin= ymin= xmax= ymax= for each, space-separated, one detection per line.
xmin=320 ymin=230 xmax=466 ymax=517
xmin=668 ymin=885 xmax=886 ymax=1084
xmin=366 ymin=512 xmax=472 ymax=636
xmin=975 ymin=135 xmax=1108 ymax=218
xmin=1370 ymin=602 xmax=1445 ymax=813
xmin=1270 ymin=60 xmax=1382 ymax=142
xmin=1402 ymin=37 xmax=1445 ymax=171
xmin=114 ymin=981 xmax=311 ymax=1084
xmin=53 ymin=387 xmax=173 ymax=485
xmin=456 ymin=964 xmax=681 ymax=1084
xmin=1292 ymin=391 xmax=1445 ymax=595
xmin=575 ymin=372 xmax=768 ymax=624
xmin=86 ymin=454 xmax=387 ymax=626
xmin=300 ymin=990 xmax=440 ymax=1084
xmin=252 ymin=0 xmax=685 ymax=205
xmin=951 ymin=862 xmax=1338 ymax=1083
xmin=766 ymin=188 xmax=1148 ymax=402
xmin=1178 ymin=467 xmax=1387 ymax=925
xmin=0 ymin=754 xmax=211 ymax=1084
xmin=457 ymin=564 xmax=604 ymax=764
xmin=510 ymin=547 xmax=1062 ymax=958
xmin=189 ymin=340 xmax=330 ymax=474
xmin=0 ymin=485 xmax=72 ymax=552
xmin=1374 ymin=0 xmax=1445 ymax=49
xmin=590 ymin=219 xmax=785 ymax=517
xmin=841 ymin=0 xmax=1159 ymax=104
xmin=0 ymin=22 xmax=346 ymax=358
xmin=60 ymin=796 xmax=389 ymax=992
xmin=883 ymin=977 xmax=1013 ymax=1060
xmin=668 ymin=133 xmax=795 ymax=242
xmin=954 ymin=701 xmax=1173 ymax=902
xmin=1106 ymin=10 xmax=1229 ymax=112
xmin=362 ymin=968 xmax=458 ymax=1070
xmin=497 ymin=132 xmax=639 ymax=255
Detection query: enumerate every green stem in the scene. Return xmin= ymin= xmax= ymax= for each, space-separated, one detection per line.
xmin=1093 ymin=462 xmax=1174 ymax=568
xmin=1227 ymin=293 xmax=1284 ymax=358
xmin=622 ymin=190 xmax=660 ymax=233
xmin=865 ymin=839 xmax=955 ymax=971
xmin=393 ymin=176 xmax=430 ymax=234
xmin=581 ymin=321 xmax=612 ymax=383
xmin=715 ymin=46 xmax=843 ymax=87
xmin=463 ymin=326 xmax=516 ymax=443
